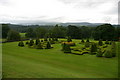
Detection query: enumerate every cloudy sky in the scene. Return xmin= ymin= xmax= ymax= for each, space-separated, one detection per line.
xmin=0 ymin=0 xmax=119 ymax=24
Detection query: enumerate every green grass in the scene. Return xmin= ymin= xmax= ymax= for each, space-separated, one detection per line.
xmin=20 ymin=33 xmax=26 ymax=38
xmin=2 ymin=39 xmax=118 ymax=78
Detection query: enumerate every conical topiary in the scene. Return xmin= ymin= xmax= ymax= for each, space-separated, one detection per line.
xmin=36 ymin=42 xmax=43 ymax=49
xmin=45 ymin=41 xmax=51 ymax=49
xmin=63 ymin=44 xmax=71 ymax=53
xmin=86 ymin=39 xmax=89 ymax=42
xmin=81 ymin=39 xmax=84 ymax=43
xmin=104 ymin=49 xmax=112 ymax=58
xmin=90 ymin=43 xmax=97 ymax=54
xmin=96 ymin=48 xmax=103 ymax=57
xmin=98 ymin=39 xmax=103 ymax=46
xmin=67 ymin=36 xmax=72 ymax=42
xmin=35 ymin=39 xmax=40 ymax=45
xmin=29 ymin=39 xmax=34 ymax=46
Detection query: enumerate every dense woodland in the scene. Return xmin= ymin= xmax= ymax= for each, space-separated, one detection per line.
xmin=2 ymin=23 xmax=120 ymax=41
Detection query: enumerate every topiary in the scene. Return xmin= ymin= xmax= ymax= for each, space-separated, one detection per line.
xmin=98 ymin=39 xmax=103 ymax=46
xmin=45 ymin=42 xmax=51 ymax=49
xmin=63 ymin=44 xmax=71 ymax=53
xmin=86 ymin=39 xmax=89 ymax=42
xmin=81 ymin=39 xmax=84 ymax=43
xmin=67 ymin=36 xmax=72 ymax=42
xmin=41 ymin=40 xmax=43 ymax=42
xmin=36 ymin=42 xmax=43 ymax=49
xmin=111 ymin=48 xmax=116 ymax=57
xmin=35 ymin=39 xmax=40 ymax=45
xmin=49 ymin=38 xmax=52 ymax=41
xmin=90 ymin=43 xmax=97 ymax=54
xmin=104 ymin=49 xmax=112 ymax=58
xmin=96 ymin=48 xmax=103 ymax=57
xmin=85 ymin=42 xmax=90 ymax=47
xmin=26 ymin=41 xmax=29 ymax=45
xmin=29 ymin=39 xmax=34 ymax=46
xmin=18 ymin=41 xmax=24 ymax=47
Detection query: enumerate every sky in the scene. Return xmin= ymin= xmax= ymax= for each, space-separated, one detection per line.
xmin=0 ymin=0 xmax=119 ymax=24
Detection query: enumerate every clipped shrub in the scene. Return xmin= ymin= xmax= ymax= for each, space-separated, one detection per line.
xmin=111 ymin=41 xmax=116 ymax=49
xmin=49 ymin=38 xmax=52 ymax=41
xmin=29 ymin=39 xmax=34 ymax=46
xmin=45 ymin=42 xmax=51 ymax=49
xmin=105 ymin=40 xmax=109 ymax=44
xmin=41 ymin=40 xmax=43 ymax=42
xmin=63 ymin=44 xmax=71 ymax=53
xmin=85 ymin=42 xmax=90 ymax=47
xmin=98 ymin=39 xmax=103 ymax=46
xmin=26 ymin=41 xmax=29 ymax=45
xmin=18 ymin=41 xmax=24 ymax=47
xmin=86 ymin=39 xmax=90 ymax=42
xmin=111 ymin=48 xmax=116 ymax=57
xmin=90 ymin=43 xmax=97 ymax=54
xmin=81 ymin=39 xmax=84 ymax=43
xmin=62 ymin=42 xmax=75 ymax=46
xmin=35 ymin=39 xmax=40 ymax=45
xmin=104 ymin=49 xmax=112 ymax=58
xmin=96 ymin=49 xmax=103 ymax=57
xmin=67 ymin=36 xmax=72 ymax=42
xmin=36 ymin=42 xmax=43 ymax=49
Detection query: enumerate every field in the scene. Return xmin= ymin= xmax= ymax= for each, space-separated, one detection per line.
xmin=2 ymin=39 xmax=118 ymax=78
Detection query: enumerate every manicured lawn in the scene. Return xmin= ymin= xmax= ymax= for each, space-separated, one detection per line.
xmin=2 ymin=39 xmax=118 ymax=78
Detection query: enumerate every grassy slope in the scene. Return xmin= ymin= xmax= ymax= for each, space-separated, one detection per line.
xmin=2 ymin=40 xmax=118 ymax=78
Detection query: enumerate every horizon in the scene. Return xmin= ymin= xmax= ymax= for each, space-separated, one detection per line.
xmin=0 ymin=0 xmax=119 ymax=24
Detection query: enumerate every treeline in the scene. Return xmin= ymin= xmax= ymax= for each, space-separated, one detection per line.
xmin=2 ymin=23 xmax=120 ymax=41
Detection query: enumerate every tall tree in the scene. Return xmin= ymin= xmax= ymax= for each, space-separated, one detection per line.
xmin=93 ymin=24 xmax=115 ymax=41
xmin=67 ymin=25 xmax=81 ymax=39
xmin=25 ymin=28 xmax=36 ymax=38
xmin=2 ymin=24 xmax=10 ymax=38
xmin=7 ymin=30 xmax=21 ymax=41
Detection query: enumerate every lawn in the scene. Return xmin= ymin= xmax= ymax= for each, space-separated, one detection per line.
xmin=2 ymin=39 xmax=118 ymax=78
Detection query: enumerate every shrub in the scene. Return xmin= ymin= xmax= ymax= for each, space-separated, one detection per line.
xmin=67 ymin=36 xmax=72 ymax=42
xmin=86 ymin=39 xmax=89 ymax=42
xmin=41 ymin=40 xmax=43 ymax=42
xmin=96 ymin=49 xmax=103 ymax=57
xmin=49 ymin=38 xmax=52 ymax=41
xmin=29 ymin=39 xmax=34 ymax=46
xmin=111 ymin=41 xmax=116 ymax=49
xmin=26 ymin=41 xmax=29 ymax=45
xmin=63 ymin=44 xmax=71 ymax=53
xmin=105 ymin=40 xmax=109 ymax=44
xmin=35 ymin=39 xmax=40 ymax=45
xmin=90 ymin=43 xmax=97 ymax=54
xmin=104 ymin=49 xmax=112 ymax=58
xmin=36 ymin=42 xmax=43 ymax=49
xmin=45 ymin=42 xmax=51 ymax=49
xmin=18 ymin=41 xmax=24 ymax=47
xmin=111 ymin=48 xmax=116 ymax=57
xmin=62 ymin=42 xmax=75 ymax=46
xmin=98 ymin=39 xmax=103 ymax=46
xmin=85 ymin=42 xmax=90 ymax=47
xmin=81 ymin=39 xmax=84 ymax=43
